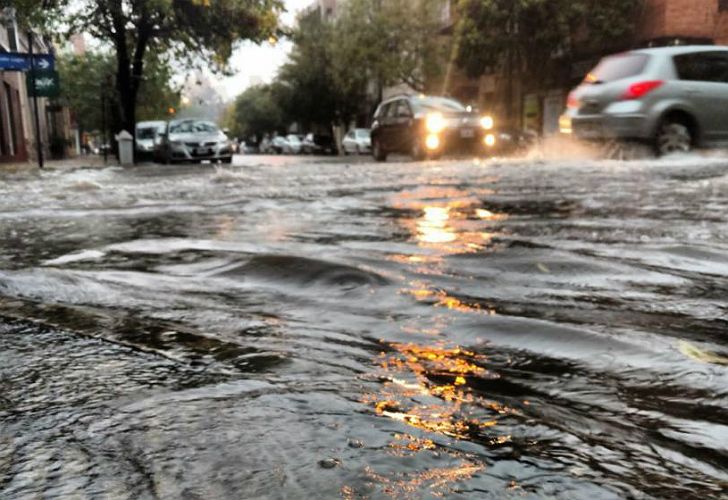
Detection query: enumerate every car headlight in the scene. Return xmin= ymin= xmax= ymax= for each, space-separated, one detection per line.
xmin=425 ymin=113 xmax=446 ymax=133
xmin=480 ymin=116 xmax=494 ymax=130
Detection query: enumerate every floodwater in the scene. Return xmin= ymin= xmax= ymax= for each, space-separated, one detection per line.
xmin=1 ymin=154 xmax=727 ymax=499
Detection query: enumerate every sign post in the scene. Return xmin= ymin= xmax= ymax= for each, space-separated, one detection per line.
xmin=28 ymin=31 xmax=44 ymax=169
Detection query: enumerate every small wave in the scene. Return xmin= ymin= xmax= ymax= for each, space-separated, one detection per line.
xmin=210 ymin=167 xmax=249 ymax=184
xmin=219 ymin=254 xmax=390 ymax=290
xmin=43 ymin=250 xmax=106 ymax=266
xmin=68 ymin=180 xmax=103 ymax=191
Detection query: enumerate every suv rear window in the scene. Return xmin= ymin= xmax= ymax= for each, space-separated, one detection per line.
xmin=411 ymin=97 xmax=466 ymax=113
xmin=586 ymin=54 xmax=649 ymax=83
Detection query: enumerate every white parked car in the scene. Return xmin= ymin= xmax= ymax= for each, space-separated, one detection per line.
xmin=135 ymin=120 xmax=166 ymax=158
xmin=284 ymin=134 xmax=303 ymax=154
xmin=270 ymin=136 xmax=288 ymax=154
xmin=342 ymin=128 xmax=371 ymax=155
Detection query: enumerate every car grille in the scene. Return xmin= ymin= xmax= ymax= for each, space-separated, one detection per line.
xmin=185 ymin=142 xmax=199 ymax=148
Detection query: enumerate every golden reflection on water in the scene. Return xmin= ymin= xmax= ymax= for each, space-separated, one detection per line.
xmin=362 ymin=342 xmax=516 ymax=441
xmin=358 ymin=187 xmax=514 ymax=497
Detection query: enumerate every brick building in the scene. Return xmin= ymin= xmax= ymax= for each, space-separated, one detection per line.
xmin=641 ymin=0 xmax=728 ymax=45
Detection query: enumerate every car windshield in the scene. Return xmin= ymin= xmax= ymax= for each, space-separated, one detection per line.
xmin=355 ymin=129 xmax=370 ymax=138
xmin=169 ymin=120 xmax=219 ymax=134
xmin=137 ymin=127 xmax=157 ymax=140
xmin=411 ymin=96 xmax=467 ymax=113
xmin=586 ymin=53 xmax=649 ymax=83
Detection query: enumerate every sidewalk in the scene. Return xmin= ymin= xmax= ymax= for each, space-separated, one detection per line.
xmin=0 ymin=155 xmax=119 ymax=173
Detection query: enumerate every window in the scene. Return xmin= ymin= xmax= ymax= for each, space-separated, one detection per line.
xmin=5 ymin=21 xmax=18 ymax=52
xmin=587 ymin=54 xmax=649 ymax=83
xmin=674 ymin=52 xmax=728 ymax=83
xmin=395 ymin=100 xmax=412 ymax=118
xmin=384 ymin=102 xmax=398 ymax=118
xmin=411 ymin=96 xmax=466 ymax=113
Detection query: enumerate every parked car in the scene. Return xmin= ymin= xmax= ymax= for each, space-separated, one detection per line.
xmin=270 ymin=136 xmax=289 ymax=154
xmin=154 ymin=119 xmax=232 ymax=164
xmin=284 ymin=134 xmax=303 ymax=154
xmin=370 ymin=94 xmax=498 ymax=161
xmin=136 ymin=120 xmax=166 ymax=158
xmin=342 ymin=128 xmax=371 ymax=155
xmin=301 ymin=133 xmax=336 ymax=155
xmin=560 ymin=45 xmax=728 ymax=156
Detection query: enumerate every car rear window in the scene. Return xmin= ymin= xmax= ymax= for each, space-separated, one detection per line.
xmin=585 ymin=54 xmax=649 ymax=83
xmin=411 ymin=97 xmax=466 ymax=113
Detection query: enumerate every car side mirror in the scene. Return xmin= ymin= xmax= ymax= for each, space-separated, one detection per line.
xmin=222 ymin=128 xmax=230 ymax=135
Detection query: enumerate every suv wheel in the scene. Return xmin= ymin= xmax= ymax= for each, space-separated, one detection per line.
xmin=655 ymin=119 xmax=692 ymax=156
xmin=372 ymin=138 xmax=387 ymax=162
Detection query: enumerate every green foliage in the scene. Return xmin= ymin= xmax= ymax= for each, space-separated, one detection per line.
xmin=57 ymin=51 xmax=180 ymax=131
xmin=455 ymin=0 xmax=642 ymax=79
xmin=250 ymin=0 xmax=445 ymax=133
xmin=331 ymin=0 xmax=444 ymax=95
xmin=274 ymin=13 xmax=346 ymax=129
xmin=57 ymin=52 xmax=114 ymax=132
xmin=227 ymin=85 xmax=284 ymax=139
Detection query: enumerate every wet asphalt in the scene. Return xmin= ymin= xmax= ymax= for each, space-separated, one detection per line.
xmin=1 ymin=151 xmax=727 ymax=499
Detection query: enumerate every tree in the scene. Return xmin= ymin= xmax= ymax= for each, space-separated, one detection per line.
xmin=10 ymin=0 xmax=282 ymax=156
xmin=331 ymin=0 xmax=445 ymax=102
xmin=57 ymin=51 xmax=180 ymax=134
xmin=274 ymin=12 xmax=347 ymax=131
xmin=455 ymin=0 xmax=642 ymax=123
xmin=226 ymin=84 xmax=284 ymax=140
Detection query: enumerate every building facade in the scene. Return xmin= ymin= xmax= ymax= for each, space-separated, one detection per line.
xmin=0 ymin=11 xmax=70 ymax=164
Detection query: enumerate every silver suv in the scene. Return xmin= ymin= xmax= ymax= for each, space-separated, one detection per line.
xmin=560 ymin=46 xmax=728 ymax=155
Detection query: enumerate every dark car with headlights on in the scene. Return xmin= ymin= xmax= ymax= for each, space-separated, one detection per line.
xmin=370 ymin=95 xmax=497 ymax=161
xmin=155 ymin=119 xmax=233 ymax=164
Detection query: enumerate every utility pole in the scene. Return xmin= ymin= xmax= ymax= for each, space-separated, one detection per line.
xmin=27 ymin=30 xmax=44 ymax=169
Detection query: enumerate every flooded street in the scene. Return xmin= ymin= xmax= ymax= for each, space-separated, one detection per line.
xmin=1 ymin=154 xmax=727 ymax=499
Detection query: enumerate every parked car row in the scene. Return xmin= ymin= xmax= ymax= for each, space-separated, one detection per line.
xmin=258 ymin=131 xmax=367 ymax=156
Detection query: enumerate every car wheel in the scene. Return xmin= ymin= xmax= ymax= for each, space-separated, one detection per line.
xmin=655 ymin=119 xmax=692 ymax=156
xmin=372 ymin=138 xmax=387 ymax=162
xmin=221 ymin=157 xmax=232 ymax=164
xmin=410 ymin=139 xmax=426 ymax=161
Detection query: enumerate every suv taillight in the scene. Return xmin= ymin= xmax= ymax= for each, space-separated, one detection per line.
xmin=622 ymin=80 xmax=664 ymax=100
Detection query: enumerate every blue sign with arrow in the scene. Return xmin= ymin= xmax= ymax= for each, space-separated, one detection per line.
xmin=0 ymin=52 xmax=55 ymax=72
xmin=32 ymin=54 xmax=55 ymax=71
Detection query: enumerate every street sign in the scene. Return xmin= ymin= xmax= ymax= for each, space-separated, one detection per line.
xmin=32 ymin=54 xmax=55 ymax=71
xmin=0 ymin=52 xmax=30 ymax=71
xmin=26 ymin=69 xmax=60 ymax=98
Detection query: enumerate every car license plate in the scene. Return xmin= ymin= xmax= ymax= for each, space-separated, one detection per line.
xmin=195 ymin=147 xmax=210 ymax=155
xmin=460 ymin=128 xmax=475 ymax=138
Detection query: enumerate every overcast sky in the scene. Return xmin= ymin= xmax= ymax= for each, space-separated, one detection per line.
xmin=215 ymin=0 xmax=313 ymax=100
